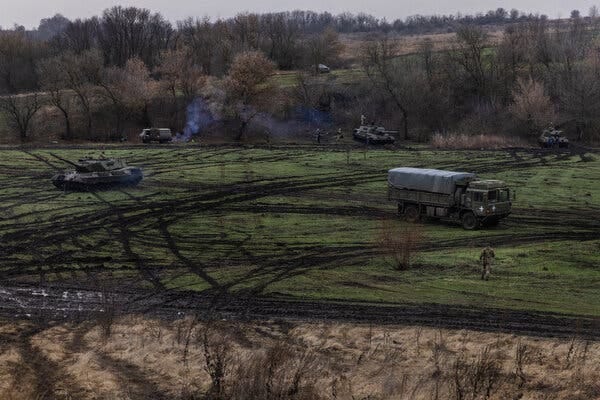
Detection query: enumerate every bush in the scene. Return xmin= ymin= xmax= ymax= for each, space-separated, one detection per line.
xmin=377 ymin=220 xmax=423 ymax=270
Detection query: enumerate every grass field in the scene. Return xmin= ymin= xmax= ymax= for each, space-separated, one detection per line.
xmin=0 ymin=145 xmax=598 ymax=316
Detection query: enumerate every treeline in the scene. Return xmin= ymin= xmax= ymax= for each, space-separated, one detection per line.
xmin=360 ymin=15 xmax=600 ymax=143
xmin=2 ymin=6 xmax=600 ymax=143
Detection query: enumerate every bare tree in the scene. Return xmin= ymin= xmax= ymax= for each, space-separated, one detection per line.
xmin=0 ymin=94 xmax=42 ymax=141
xmin=377 ymin=220 xmax=423 ymax=270
xmin=509 ymin=78 xmax=555 ymax=134
xmin=230 ymin=13 xmax=263 ymax=52
xmin=156 ymin=46 xmax=207 ymax=129
xmin=224 ymin=51 xmax=276 ymax=140
xmin=60 ymin=50 xmax=103 ymax=136
xmin=304 ymin=28 xmax=343 ymax=74
xmin=177 ymin=17 xmax=229 ymax=76
xmin=97 ymin=6 xmax=173 ymax=68
xmin=261 ymin=13 xmax=300 ymax=69
xmin=556 ymin=58 xmax=600 ymax=141
xmin=0 ymin=31 xmax=45 ymax=93
xmin=37 ymin=57 xmax=74 ymax=139
xmin=362 ymin=35 xmax=426 ymax=140
xmin=60 ymin=17 xmax=99 ymax=54
xmin=451 ymin=26 xmax=489 ymax=99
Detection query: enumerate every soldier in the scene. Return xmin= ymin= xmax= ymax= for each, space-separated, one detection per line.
xmin=315 ymin=128 xmax=322 ymax=144
xmin=479 ymin=245 xmax=495 ymax=280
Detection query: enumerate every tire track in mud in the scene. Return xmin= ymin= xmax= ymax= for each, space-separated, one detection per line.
xmin=0 ymin=284 xmax=598 ymax=340
xmin=89 ymin=192 xmax=166 ymax=291
xmin=1 ymin=146 xmax=598 ymax=339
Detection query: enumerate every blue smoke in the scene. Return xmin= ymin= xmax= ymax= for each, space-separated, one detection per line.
xmin=176 ymin=98 xmax=215 ymax=142
xmin=295 ymin=106 xmax=333 ymax=125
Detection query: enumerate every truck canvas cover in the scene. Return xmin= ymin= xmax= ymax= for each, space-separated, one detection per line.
xmin=388 ymin=168 xmax=476 ymax=194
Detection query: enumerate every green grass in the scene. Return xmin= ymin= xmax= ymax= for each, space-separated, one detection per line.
xmin=0 ymin=146 xmax=598 ymax=316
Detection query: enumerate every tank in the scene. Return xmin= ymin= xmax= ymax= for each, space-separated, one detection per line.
xmin=538 ymin=127 xmax=569 ymax=148
xmin=51 ymin=157 xmax=143 ymax=191
xmin=353 ymin=124 xmax=396 ymax=145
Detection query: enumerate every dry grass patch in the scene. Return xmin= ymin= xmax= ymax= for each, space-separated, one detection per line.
xmin=0 ymin=317 xmax=598 ymax=399
xmin=431 ymin=133 xmax=528 ymax=149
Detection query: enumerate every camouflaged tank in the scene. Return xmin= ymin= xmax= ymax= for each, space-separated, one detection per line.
xmin=52 ymin=157 xmax=143 ymax=191
xmin=538 ymin=127 xmax=569 ymax=148
xmin=352 ymin=124 xmax=396 ymax=145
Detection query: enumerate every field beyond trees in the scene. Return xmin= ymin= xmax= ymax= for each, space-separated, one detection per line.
xmin=1 ymin=145 xmax=598 ymax=319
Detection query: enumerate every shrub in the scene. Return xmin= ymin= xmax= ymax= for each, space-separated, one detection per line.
xmin=377 ymin=220 xmax=423 ymax=270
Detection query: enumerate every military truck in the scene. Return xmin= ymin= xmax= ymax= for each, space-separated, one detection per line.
xmin=140 ymin=128 xmax=172 ymax=144
xmin=388 ymin=168 xmax=512 ymax=229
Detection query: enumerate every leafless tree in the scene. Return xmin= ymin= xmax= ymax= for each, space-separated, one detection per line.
xmin=156 ymin=46 xmax=207 ymax=129
xmin=97 ymin=6 xmax=173 ymax=68
xmin=304 ymin=28 xmax=343 ymax=74
xmin=451 ymin=26 xmax=489 ymax=99
xmin=224 ymin=51 xmax=276 ymax=140
xmin=60 ymin=17 xmax=100 ymax=54
xmin=0 ymin=31 xmax=45 ymax=93
xmin=230 ymin=13 xmax=263 ymax=52
xmin=509 ymin=78 xmax=555 ymax=133
xmin=556 ymin=58 xmax=600 ymax=141
xmin=98 ymin=58 xmax=155 ymax=140
xmin=0 ymin=94 xmax=42 ymax=141
xmin=177 ymin=17 xmax=232 ymax=76
xmin=261 ymin=13 xmax=301 ymax=69
xmin=37 ymin=57 xmax=74 ymax=139
xmin=59 ymin=50 xmax=103 ymax=136
xmin=362 ymin=35 xmax=426 ymax=140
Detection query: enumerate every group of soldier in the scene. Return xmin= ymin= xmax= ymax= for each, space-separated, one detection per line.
xmin=314 ymin=128 xmax=344 ymax=143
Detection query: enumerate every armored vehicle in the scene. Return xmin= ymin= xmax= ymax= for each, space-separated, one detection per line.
xmin=140 ymin=128 xmax=172 ymax=144
xmin=538 ymin=127 xmax=569 ymax=148
xmin=388 ymin=167 xmax=512 ymax=229
xmin=353 ymin=124 xmax=396 ymax=145
xmin=52 ymin=157 xmax=143 ymax=191
xmin=318 ymin=64 xmax=331 ymax=73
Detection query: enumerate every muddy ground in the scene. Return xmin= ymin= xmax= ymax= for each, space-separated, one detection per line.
xmin=0 ymin=144 xmax=598 ymax=339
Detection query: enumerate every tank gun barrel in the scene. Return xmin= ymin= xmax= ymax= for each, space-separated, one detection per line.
xmin=49 ymin=153 xmax=80 ymax=169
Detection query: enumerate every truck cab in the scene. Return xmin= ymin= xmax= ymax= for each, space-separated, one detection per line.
xmin=463 ymin=180 xmax=512 ymax=227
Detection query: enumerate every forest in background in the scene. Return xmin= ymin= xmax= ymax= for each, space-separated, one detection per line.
xmin=2 ymin=7 xmax=600 ymax=143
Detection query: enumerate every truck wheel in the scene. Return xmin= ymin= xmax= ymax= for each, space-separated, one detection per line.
xmin=404 ymin=205 xmax=420 ymax=222
xmin=461 ymin=212 xmax=479 ymax=230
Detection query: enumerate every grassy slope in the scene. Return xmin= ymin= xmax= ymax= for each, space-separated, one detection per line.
xmin=0 ymin=146 xmax=598 ymax=316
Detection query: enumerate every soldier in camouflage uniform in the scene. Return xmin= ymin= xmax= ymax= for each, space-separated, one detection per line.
xmin=480 ymin=246 xmax=495 ymax=280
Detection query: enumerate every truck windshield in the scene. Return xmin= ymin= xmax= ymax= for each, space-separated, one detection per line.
xmin=499 ymin=189 xmax=509 ymax=202
xmin=488 ymin=190 xmax=497 ymax=202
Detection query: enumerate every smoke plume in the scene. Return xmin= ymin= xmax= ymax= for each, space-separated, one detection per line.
xmin=174 ymin=98 xmax=216 ymax=142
